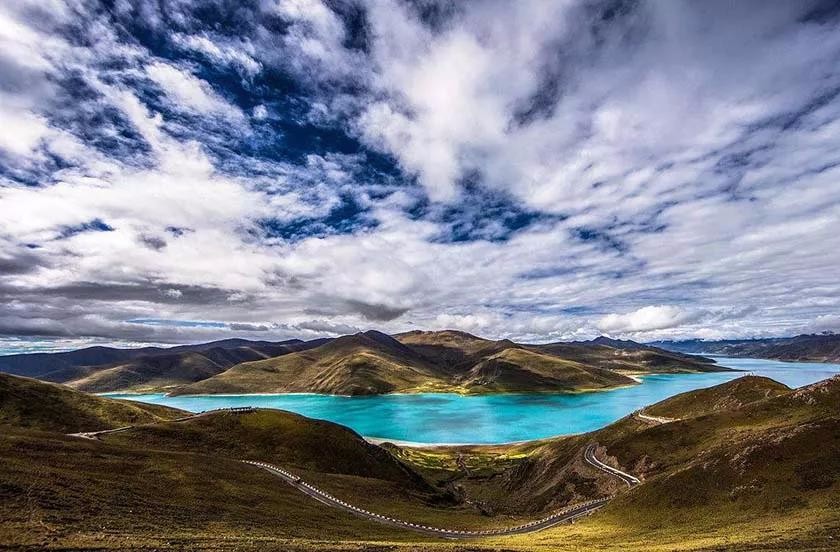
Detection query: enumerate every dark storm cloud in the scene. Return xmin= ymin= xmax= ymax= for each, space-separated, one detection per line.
xmin=0 ymin=250 xmax=48 ymax=275
xmin=0 ymin=281 xmax=239 ymax=306
xmin=138 ymin=235 xmax=167 ymax=250
xmin=344 ymin=300 xmax=409 ymax=322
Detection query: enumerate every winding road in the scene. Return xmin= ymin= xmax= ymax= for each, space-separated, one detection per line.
xmin=68 ymin=408 xmax=641 ymax=539
xmin=243 ymin=441 xmax=640 ymax=539
xmin=66 ymin=407 xmax=256 ymax=439
xmin=635 ymin=411 xmax=679 ymax=425
xmin=243 ymin=460 xmax=611 ymax=539
xmin=583 ymin=443 xmax=641 ymax=487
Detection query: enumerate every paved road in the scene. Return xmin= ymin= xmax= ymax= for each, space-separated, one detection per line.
xmin=243 ymin=460 xmax=611 ymax=539
xmin=67 ymin=409 xmax=640 ymax=539
xmin=583 ymin=443 xmax=641 ymax=487
xmin=244 ymin=442 xmax=640 ymax=539
xmin=67 ymin=407 xmax=256 ymax=440
xmin=636 ymin=411 xmax=679 ymax=425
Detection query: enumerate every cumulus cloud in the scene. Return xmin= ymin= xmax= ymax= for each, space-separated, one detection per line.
xmin=0 ymin=0 xmax=839 ymax=349
xmin=598 ymin=306 xmax=699 ymax=334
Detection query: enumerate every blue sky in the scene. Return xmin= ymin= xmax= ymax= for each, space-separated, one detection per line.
xmin=1 ymin=0 xmax=839 ymax=351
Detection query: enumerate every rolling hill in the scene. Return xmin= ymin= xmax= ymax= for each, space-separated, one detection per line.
xmin=172 ymin=330 xmax=450 ymax=395
xmin=0 ymin=330 xmax=726 ymax=395
xmin=477 ymin=374 xmax=840 ymax=546
xmin=0 ymin=373 xmax=489 ymax=550
xmin=642 ymin=374 xmax=791 ymax=419
xmin=64 ymin=341 xmax=329 ymax=393
xmin=173 ymin=330 xmax=723 ymax=395
xmin=0 ymin=338 xmax=329 ymax=393
xmin=0 ymin=373 xmax=185 ymax=433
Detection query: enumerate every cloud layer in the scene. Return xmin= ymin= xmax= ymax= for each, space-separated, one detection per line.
xmin=1 ymin=0 xmax=839 ymax=351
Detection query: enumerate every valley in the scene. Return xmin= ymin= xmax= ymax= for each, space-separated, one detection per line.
xmin=1 ymin=368 xmax=838 ymax=550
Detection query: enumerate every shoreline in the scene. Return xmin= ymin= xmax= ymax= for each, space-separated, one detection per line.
xmin=363 ymin=434 xmax=571 ymax=449
xmin=104 ymin=380 xmax=653 ymax=398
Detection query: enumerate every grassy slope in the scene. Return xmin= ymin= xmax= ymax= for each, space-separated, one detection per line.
xmin=0 ymin=383 xmax=533 ymax=550
xmin=462 ymin=348 xmax=636 ymax=392
xmin=531 ymin=342 xmax=727 ymax=374
xmin=0 ymin=373 xmax=185 ymax=432
xmin=494 ymin=376 xmax=840 ymax=551
xmin=103 ymin=409 xmax=431 ymax=487
xmin=176 ymin=330 xmax=716 ymax=396
xmin=65 ymin=351 xmax=228 ymax=393
xmin=394 ymin=330 xmax=499 ymax=368
xmin=0 ymin=428 xmax=422 ymax=551
xmin=63 ymin=342 xmax=324 ymax=393
xmin=173 ymin=331 xmax=446 ymax=396
xmin=644 ymin=375 xmax=790 ymax=418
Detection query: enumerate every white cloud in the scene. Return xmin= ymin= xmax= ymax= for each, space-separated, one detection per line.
xmin=253 ymin=104 xmax=268 ymax=120
xmin=145 ymin=61 xmax=244 ymax=120
xmin=0 ymin=0 xmax=839 ymax=346
xmin=171 ymin=33 xmax=262 ymax=78
xmin=0 ymin=104 xmax=50 ymax=156
xmin=598 ymin=306 xmax=698 ymax=334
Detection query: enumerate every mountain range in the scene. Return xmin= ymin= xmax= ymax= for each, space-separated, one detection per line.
xmin=653 ymin=333 xmax=840 ymax=363
xmin=0 ymin=330 xmax=723 ymax=395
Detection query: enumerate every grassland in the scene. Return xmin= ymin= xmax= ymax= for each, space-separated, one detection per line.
xmin=1 ymin=373 xmax=837 ymax=550
xmin=0 ymin=372 xmax=185 ymax=432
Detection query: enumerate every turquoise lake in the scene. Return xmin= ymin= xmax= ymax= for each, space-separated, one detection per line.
xmin=106 ymin=357 xmax=840 ymax=445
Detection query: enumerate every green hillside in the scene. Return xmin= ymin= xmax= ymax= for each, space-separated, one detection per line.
xmin=462 ymin=347 xmax=636 ymax=392
xmin=643 ymin=375 xmax=790 ymax=419
xmin=103 ymin=408 xmax=432 ymax=487
xmin=1 ymin=371 xmax=838 ymax=550
xmin=0 ymin=373 xmax=185 ymax=433
xmin=173 ymin=330 xmax=721 ymax=395
xmin=172 ymin=331 xmax=448 ymax=395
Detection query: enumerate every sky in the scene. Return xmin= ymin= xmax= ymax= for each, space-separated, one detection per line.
xmin=1 ymin=0 xmax=840 ymax=353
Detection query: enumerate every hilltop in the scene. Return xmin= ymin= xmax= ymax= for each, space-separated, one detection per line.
xmin=0 ymin=338 xmax=328 ymax=393
xmin=653 ymin=333 xmax=840 ymax=363
xmin=172 ymin=330 xmax=723 ymax=395
xmin=174 ymin=330 xmax=450 ymax=395
xmin=642 ymin=375 xmax=791 ymax=419
xmin=0 ymin=373 xmax=185 ymax=433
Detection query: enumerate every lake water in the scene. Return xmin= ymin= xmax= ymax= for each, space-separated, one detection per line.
xmin=107 ymin=357 xmax=840 ymax=445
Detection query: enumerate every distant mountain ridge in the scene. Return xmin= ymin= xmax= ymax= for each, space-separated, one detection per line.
xmin=652 ymin=333 xmax=840 ymax=363
xmin=0 ymin=338 xmax=330 ymax=393
xmin=171 ymin=330 xmax=725 ymax=396
xmin=0 ymin=330 xmax=727 ymax=395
